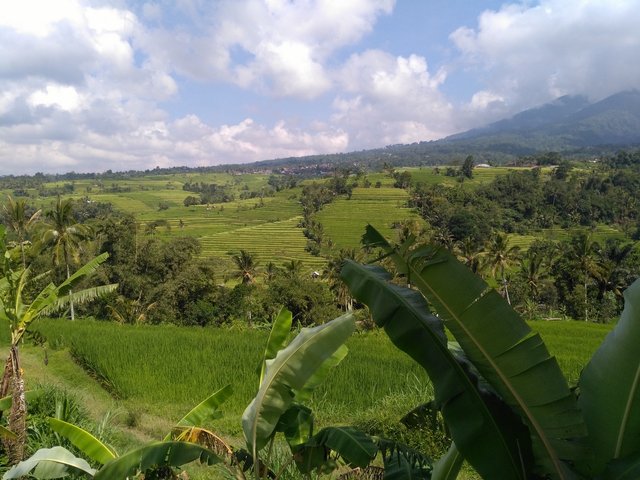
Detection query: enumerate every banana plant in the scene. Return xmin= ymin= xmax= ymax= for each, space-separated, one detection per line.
xmin=242 ymin=311 xmax=361 ymax=478
xmin=0 ymin=225 xmax=117 ymax=464
xmin=243 ymin=307 xmax=433 ymax=479
xmin=341 ymin=225 xmax=640 ymax=480
xmin=3 ymin=437 xmax=220 ymax=480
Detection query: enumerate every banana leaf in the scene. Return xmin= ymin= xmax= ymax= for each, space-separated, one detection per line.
xmin=361 ymin=226 xmax=585 ymax=479
xmin=293 ymin=344 xmax=348 ymax=403
xmin=242 ymin=314 xmax=355 ymax=456
xmin=3 ymin=446 xmax=96 ymax=479
xmin=48 ymin=418 xmax=116 ymax=465
xmin=306 ymin=426 xmax=377 ymax=468
xmin=275 ymin=403 xmax=314 ymax=447
xmin=93 ymin=441 xmax=220 ymax=480
xmin=431 ymin=442 xmax=464 ymax=480
xmin=259 ymin=307 xmax=293 ymax=384
xmin=376 ymin=438 xmax=432 ymax=480
xmin=341 ymin=260 xmax=532 ymax=479
xmin=578 ymin=278 xmax=640 ymax=475
xmin=598 ymin=450 xmax=640 ymax=480
xmin=172 ymin=384 xmax=232 ymax=429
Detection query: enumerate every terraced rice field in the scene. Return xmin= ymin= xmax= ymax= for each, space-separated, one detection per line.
xmin=199 ymin=216 xmax=326 ymax=270
xmin=317 ymin=187 xmax=423 ymax=249
xmin=509 ymin=224 xmax=626 ymax=250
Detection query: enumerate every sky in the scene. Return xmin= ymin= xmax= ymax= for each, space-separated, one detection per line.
xmin=1 ymin=0 xmax=640 ymax=176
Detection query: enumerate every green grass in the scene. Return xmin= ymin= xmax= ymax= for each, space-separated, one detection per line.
xmin=33 ymin=320 xmax=432 ymax=436
xmin=528 ymin=319 xmax=611 ymax=385
xmin=31 ymin=318 xmax=612 ymax=435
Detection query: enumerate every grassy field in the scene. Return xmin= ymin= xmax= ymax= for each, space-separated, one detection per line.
xmin=29 ymin=317 xmax=611 ymax=435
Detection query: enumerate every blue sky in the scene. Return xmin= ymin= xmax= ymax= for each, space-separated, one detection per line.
xmin=1 ymin=0 xmax=639 ymax=175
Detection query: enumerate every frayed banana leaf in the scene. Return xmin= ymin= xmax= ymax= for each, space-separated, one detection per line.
xmin=579 ymin=278 xmax=640 ymax=476
xmin=341 ymin=260 xmax=532 ymax=479
xmin=361 ymin=225 xmax=585 ymax=479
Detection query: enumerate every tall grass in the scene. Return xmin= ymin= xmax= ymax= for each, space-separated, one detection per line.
xmin=32 ymin=318 xmax=612 ymax=435
xmin=34 ymin=320 xmax=432 ymax=431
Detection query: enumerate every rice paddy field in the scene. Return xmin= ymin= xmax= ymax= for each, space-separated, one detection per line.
xmin=317 ymin=187 xmax=423 ymax=249
xmin=32 ymin=319 xmax=433 ymax=436
xmin=29 ymin=317 xmax=611 ymax=439
xmin=4 ymin=166 xmax=627 ymax=276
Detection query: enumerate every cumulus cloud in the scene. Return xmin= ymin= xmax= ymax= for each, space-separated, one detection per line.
xmin=139 ymin=0 xmax=395 ymax=98
xmin=2 ymin=0 xmax=640 ymax=175
xmin=0 ymin=115 xmax=348 ymax=174
xmin=451 ymin=0 xmax=640 ymax=113
xmin=332 ymin=50 xmax=452 ymax=147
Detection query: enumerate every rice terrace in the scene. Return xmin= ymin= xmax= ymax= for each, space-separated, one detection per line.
xmin=2 ymin=1 xmax=640 ymax=479
xmin=1 ymin=153 xmax=639 ymax=479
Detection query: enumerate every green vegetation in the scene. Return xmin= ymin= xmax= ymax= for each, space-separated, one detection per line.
xmin=1 ymin=150 xmax=640 ymax=477
xmin=342 ymin=225 xmax=640 ymax=479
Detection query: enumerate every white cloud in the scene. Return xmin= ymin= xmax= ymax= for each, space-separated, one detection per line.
xmin=28 ymin=85 xmax=83 ymax=111
xmin=139 ymin=0 xmax=395 ymax=98
xmin=332 ymin=50 xmax=453 ymax=147
xmin=451 ymin=0 xmax=640 ymax=112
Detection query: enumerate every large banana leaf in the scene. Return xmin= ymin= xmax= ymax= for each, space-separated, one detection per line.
xmin=56 ymin=253 xmax=110 ymax=295
xmin=259 ymin=307 xmax=292 ymax=384
xmin=341 ymin=261 xmax=532 ymax=479
xmin=93 ymin=441 xmax=220 ymax=480
xmin=293 ymin=344 xmax=348 ymax=403
xmin=48 ymin=418 xmax=116 ymax=465
xmin=362 ymin=226 xmax=585 ymax=479
xmin=2 ymin=446 xmax=96 ymax=479
xmin=242 ymin=314 xmax=355 ymax=456
xmin=578 ymin=278 xmax=640 ymax=475
xmin=174 ymin=384 xmax=232 ymax=429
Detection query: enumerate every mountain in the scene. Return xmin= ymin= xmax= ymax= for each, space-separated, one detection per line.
xmin=252 ymin=90 xmax=640 ymax=172
xmin=441 ymin=90 xmax=640 ymax=153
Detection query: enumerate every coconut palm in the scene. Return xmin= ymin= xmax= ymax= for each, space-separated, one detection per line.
xmin=455 ymin=237 xmax=483 ymax=274
xmin=263 ymin=262 xmax=279 ymax=282
xmin=483 ymin=232 xmax=520 ymax=304
xmin=282 ymin=259 xmax=304 ymax=279
xmin=566 ymin=231 xmax=603 ymax=321
xmin=594 ymin=238 xmax=634 ymax=301
xmin=231 ymin=250 xmax=259 ymax=284
xmin=39 ymin=197 xmax=93 ymax=320
xmin=517 ymin=248 xmax=551 ymax=300
xmin=324 ymin=248 xmax=363 ymax=311
xmin=3 ymin=196 xmax=41 ymax=268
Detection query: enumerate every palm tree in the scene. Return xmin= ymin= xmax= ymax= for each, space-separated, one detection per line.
xmin=39 ymin=197 xmax=93 ymax=320
xmin=324 ymin=248 xmax=363 ymax=311
xmin=483 ymin=232 xmax=520 ymax=305
xmin=594 ymin=238 xmax=634 ymax=302
xmin=263 ymin=262 xmax=279 ymax=282
xmin=282 ymin=259 xmax=304 ymax=280
xmin=3 ymin=196 xmax=41 ymax=268
xmin=455 ymin=237 xmax=483 ymax=274
xmin=231 ymin=250 xmax=259 ymax=284
xmin=521 ymin=249 xmax=550 ymax=297
xmin=566 ymin=231 xmax=602 ymax=321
